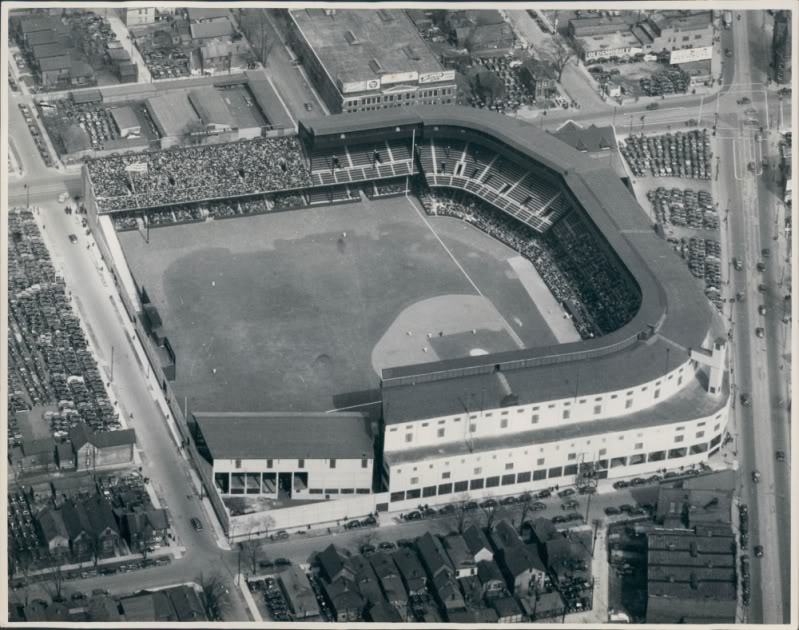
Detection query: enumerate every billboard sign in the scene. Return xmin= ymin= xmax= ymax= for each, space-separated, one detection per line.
xmin=418 ymin=70 xmax=456 ymax=84
xmin=366 ymin=79 xmax=381 ymax=90
xmin=670 ymin=46 xmax=713 ymax=65
xmin=381 ymin=71 xmax=418 ymax=85
xmin=340 ymin=80 xmax=368 ymax=94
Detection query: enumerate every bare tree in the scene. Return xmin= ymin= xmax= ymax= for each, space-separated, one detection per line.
xmin=239 ymin=539 xmax=262 ymax=575
xmin=241 ymin=9 xmax=275 ymax=66
xmin=481 ymin=503 xmax=501 ymax=531
xmin=452 ymin=495 xmax=474 ymax=534
xmin=196 ymin=571 xmax=231 ymax=621
xmin=184 ymin=120 xmax=207 ymax=146
xmin=41 ymin=562 xmax=66 ymax=602
xmin=11 ymin=548 xmax=33 ymax=606
xmin=546 ymin=38 xmax=577 ymax=82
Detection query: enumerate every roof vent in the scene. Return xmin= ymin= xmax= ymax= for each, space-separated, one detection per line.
xmin=344 ymin=30 xmax=360 ymax=45
xmin=402 ymin=45 xmax=420 ymax=61
xmin=369 ymin=58 xmax=383 ymax=74
xmin=377 ymin=9 xmax=393 ymax=22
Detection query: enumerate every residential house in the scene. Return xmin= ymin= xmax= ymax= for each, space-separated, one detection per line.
xmin=189 ymin=20 xmax=234 ymax=42
xmin=279 ymin=565 xmax=320 ymax=619
xmin=25 ymin=29 xmax=59 ymax=51
xmin=122 ymin=509 xmax=170 ymax=552
xmin=187 ymin=7 xmax=231 ymax=23
xmin=416 ymin=532 xmax=454 ymax=582
xmin=491 ymin=520 xmax=545 ymax=594
xmin=87 ymin=596 xmax=123 ymax=622
xmin=198 ymin=41 xmax=249 ymax=74
xmin=463 ymin=524 xmax=494 ymax=563
xmin=431 ymin=572 xmax=467 ymax=618
xmin=477 ymin=559 xmax=507 ymax=600
xmin=118 ymin=61 xmax=138 ymax=83
xmin=69 ymin=424 xmax=136 ymax=471
xmin=56 ymin=442 xmax=75 ymax=470
xmin=83 ymin=495 xmax=121 ymax=557
xmin=37 ymin=508 xmax=70 ymax=556
xmin=165 ymin=585 xmax=206 ymax=622
xmin=51 ymin=474 xmax=96 ymax=505
xmin=68 ymin=60 xmax=95 ymax=87
xmin=13 ymin=438 xmax=56 ymax=474
xmin=120 ymin=590 xmax=179 ymax=622
xmin=370 ymin=552 xmax=409 ymax=621
xmin=443 ymin=534 xmax=477 ymax=578
xmin=392 ymin=548 xmax=427 ymax=596
xmin=446 ymin=10 xmax=514 ymax=56
xmin=321 ymin=578 xmax=364 ymax=622
xmin=317 ymin=544 xmax=355 ymax=583
xmin=349 ymin=554 xmax=386 ymax=606
xmin=459 ymin=575 xmax=483 ymax=606
xmin=519 ymin=59 xmax=558 ymax=99
xmin=16 ymin=15 xmax=67 ymax=47
xmin=366 ymin=601 xmax=402 ymax=623
xmin=60 ymin=499 xmax=94 ymax=558
xmin=32 ymin=41 xmax=67 ymax=63
xmin=122 ymin=8 xmax=156 ymax=27
xmin=493 ymin=596 xmax=524 ymax=623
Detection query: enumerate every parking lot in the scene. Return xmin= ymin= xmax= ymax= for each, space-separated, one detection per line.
xmin=621 ymin=129 xmax=713 ymax=179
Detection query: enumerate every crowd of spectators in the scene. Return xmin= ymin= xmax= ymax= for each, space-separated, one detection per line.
xmin=7 ymin=209 xmax=120 ymax=453
xmin=272 ymin=192 xmax=306 ymax=210
xmin=421 ymin=189 xmax=639 ymax=338
xmin=87 ymin=137 xmax=312 ymax=212
xmin=112 ymin=214 xmax=139 ymax=231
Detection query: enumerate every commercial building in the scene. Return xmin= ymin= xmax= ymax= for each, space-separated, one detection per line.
xmin=69 ymin=424 xmax=136 ymax=471
xmin=287 ymin=8 xmax=457 ymax=114
xmin=573 ymin=10 xmax=713 ymax=60
xmin=772 ymin=11 xmax=792 ymax=84
xmin=191 ymin=412 xmax=374 ymax=500
xmin=646 ymin=528 xmax=737 ymax=623
xmin=121 ymin=7 xmax=156 ymax=27
xmin=110 ymin=106 xmax=142 ymax=138
xmin=444 ymin=10 xmax=515 ymax=57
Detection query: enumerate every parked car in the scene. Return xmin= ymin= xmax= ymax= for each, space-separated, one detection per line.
xmin=438 ymin=504 xmax=455 ymax=515
xmin=759 ymin=305 xmax=767 ymax=315
xmin=604 ymin=506 xmax=621 ymax=516
xmin=537 ymin=490 xmax=552 ymax=499
xmin=630 ymin=477 xmax=646 ymax=486
xmin=612 ymin=480 xmax=630 ymax=490
xmin=378 ymin=541 xmax=396 ymax=551
xmin=403 ymin=511 xmax=421 ymax=521
xmin=275 ymin=558 xmax=291 ymax=567
xmin=557 ymin=488 xmax=576 ymax=498
xmin=362 ymin=515 xmax=378 ymax=526
xmin=532 ymin=501 xmax=548 ymax=511
xmin=273 ymin=530 xmax=289 ymax=540
xmin=740 ymin=393 xmax=751 ymax=407
xmin=756 ymin=327 xmax=765 ymax=338
xmin=776 ymin=450 xmax=786 ymax=462
xmin=259 ymin=560 xmax=274 ymax=569
xmin=500 ymin=496 xmax=517 ymax=505
xmin=619 ymin=504 xmax=635 ymax=513
xmin=360 ymin=544 xmax=376 ymax=555
xmin=517 ymin=493 xmax=532 ymax=503
xmin=757 ymin=261 xmax=766 ymax=272
xmin=754 ymin=545 xmax=764 ymax=558
xmin=190 ymin=517 xmax=203 ymax=531
xmin=646 ymin=102 xmax=660 ymax=110
xmin=344 ymin=520 xmax=362 ymax=529
xmin=464 ymin=501 xmax=479 ymax=511
xmin=480 ymin=498 xmax=498 ymax=508
xmin=562 ymin=500 xmax=579 ymax=510
xmin=733 ymin=257 xmax=743 ymax=271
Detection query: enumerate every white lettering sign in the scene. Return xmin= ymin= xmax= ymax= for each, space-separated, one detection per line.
xmin=366 ymin=79 xmax=381 ymax=90
xmin=418 ymin=70 xmax=456 ymax=84
xmin=670 ymin=46 xmax=713 ymax=65
xmin=381 ymin=71 xmax=418 ymax=85
xmin=340 ymin=80 xmax=368 ymax=94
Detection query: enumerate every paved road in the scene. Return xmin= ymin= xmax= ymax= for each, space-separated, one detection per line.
xmin=714 ymin=11 xmax=791 ymax=624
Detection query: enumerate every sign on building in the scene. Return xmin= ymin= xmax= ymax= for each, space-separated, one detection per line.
xmin=670 ymin=46 xmax=713 ymax=65
xmin=418 ymin=70 xmax=456 ymax=84
xmin=381 ymin=71 xmax=419 ymax=85
xmin=340 ymin=80 xmax=368 ymax=94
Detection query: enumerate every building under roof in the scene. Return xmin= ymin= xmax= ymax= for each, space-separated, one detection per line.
xmin=655 ymin=486 xmax=733 ymax=528
xmin=188 ymin=86 xmax=234 ymax=129
xmin=190 ymin=20 xmax=233 ymax=41
xmin=279 ymin=565 xmax=320 ymax=619
xmin=289 ymin=8 xmax=444 ymax=87
xmin=187 ymin=7 xmax=231 ymax=22
xmin=192 ymin=412 xmax=373 ymax=461
xmin=145 ymin=93 xmax=201 ymax=137
xmin=110 ymin=106 xmax=142 ymax=137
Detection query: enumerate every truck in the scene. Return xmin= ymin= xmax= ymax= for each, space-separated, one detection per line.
xmin=723 ymin=11 xmax=732 ymax=29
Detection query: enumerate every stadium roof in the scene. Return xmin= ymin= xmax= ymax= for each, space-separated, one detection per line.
xmin=193 ymin=412 xmax=373 ymax=460
xmin=385 ymin=369 xmax=727 ymax=464
xmin=188 ymin=87 xmax=234 ymax=128
xmin=289 ymin=8 xmax=444 ymax=87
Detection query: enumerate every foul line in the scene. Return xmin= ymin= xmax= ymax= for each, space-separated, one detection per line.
xmin=404 ymin=195 xmax=525 ymax=350
xmin=405 ymin=195 xmax=484 ymax=297
xmin=325 ymin=401 xmax=382 ymax=413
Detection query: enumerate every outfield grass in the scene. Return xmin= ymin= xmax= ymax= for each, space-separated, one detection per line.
xmin=118 ymin=196 xmax=559 ymax=415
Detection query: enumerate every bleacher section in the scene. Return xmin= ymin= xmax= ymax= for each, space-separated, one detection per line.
xmin=310 ymin=139 xmax=416 ymax=188
xmin=417 ymin=139 xmax=567 ymax=233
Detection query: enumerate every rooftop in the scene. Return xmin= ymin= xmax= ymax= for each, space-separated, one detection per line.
xmin=110 ymin=106 xmax=140 ymax=132
xmin=193 ymin=411 xmax=373 ymax=460
xmin=579 ymin=30 xmax=643 ymax=53
xmin=146 ymin=92 xmax=201 ymax=137
xmin=289 ymin=8 xmax=443 ymax=88
xmin=188 ymin=86 xmax=234 ymax=128
xmin=190 ymin=20 xmax=233 ymax=41
xmin=186 ymin=7 xmax=230 ymax=22
xmin=553 ymin=121 xmax=617 ymax=153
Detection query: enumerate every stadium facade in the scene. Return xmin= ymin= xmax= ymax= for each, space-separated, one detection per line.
xmin=84 ymin=106 xmax=730 ymax=531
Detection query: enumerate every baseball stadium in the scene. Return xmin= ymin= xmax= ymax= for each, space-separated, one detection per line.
xmin=82 ymin=106 xmax=730 ymax=530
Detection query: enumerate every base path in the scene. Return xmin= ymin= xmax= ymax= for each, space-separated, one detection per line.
xmin=507 ymin=256 xmax=581 ymax=343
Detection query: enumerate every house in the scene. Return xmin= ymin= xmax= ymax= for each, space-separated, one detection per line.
xmin=349 ymin=554 xmax=386 ymax=606
xmin=370 ymin=552 xmax=409 ymax=620
xmin=477 ymin=559 xmax=507 ymax=600
xmin=519 ymin=59 xmax=558 ymax=98
xmin=366 ymin=601 xmax=403 ymax=623
xmin=165 ymin=585 xmax=206 ymax=622
xmin=110 ymin=106 xmax=142 ymax=138
xmin=32 ymin=41 xmax=67 ymax=62
xmin=198 ymin=41 xmax=250 ymax=74
xmin=493 ymin=596 xmax=524 ymax=623
xmin=118 ymin=61 xmax=138 ymax=83
xmin=37 ymin=508 xmax=70 ymax=556
xmin=83 ymin=495 xmax=121 ymax=557
xmin=443 ymin=534 xmax=477 ymax=578
xmin=321 ymin=578 xmax=364 ymax=622
xmin=431 ymin=572 xmax=467 ymax=617
xmin=51 ymin=474 xmax=96 ymax=505
xmin=122 ymin=509 xmax=170 ymax=551
xmin=187 ymin=7 xmax=231 ymax=23
xmin=189 ymin=20 xmax=234 ymax=42
xmin=318 ymin=544 xmax=355 ymax=583
xmin=60 ymin=499 xmax=94 ymax=558
xmin=56 ymin=442 xmax=75 ymax=469
xmin=69 ymin=60 xmax=95 ymax=87
xmin=446 ymin=10 xmax=514 ymax=56
xmin=463 ymin=524 xmax=494 ymax=563
xmin=458 ymin=574 xmax=483 ymax=606
xmin=120 ymin=590 xmax=179 ymax=622
xmin=392 ymin=548 xmax=427 ymax=596
xmin=122 ymin=8 xmax=156 ymax=27
xmin=87 ymin=595 xmax=123 ymax=622
xmin=25 ymin=29 xmax=58 ymax=50
xmin=491 ymin=521 xmax=544 ymax=594
xmin=69 ymin=424 xmax=136 ymax=471
xmin=279 ymin=565 xmax=320 ymax=619
xmin=529 ymin=517 xmax=560 ymax=546
xmin=14 ymin=438 xmax=56 ymax=473
xmin=416 ymin=532 xmax=454 ymax=582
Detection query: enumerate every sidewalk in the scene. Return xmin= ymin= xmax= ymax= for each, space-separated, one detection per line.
xmin=21 ymin=545 xmax=185 ymax=578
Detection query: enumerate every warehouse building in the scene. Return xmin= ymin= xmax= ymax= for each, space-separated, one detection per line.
xmin=287 ymin=8 xmax=457 ymax=114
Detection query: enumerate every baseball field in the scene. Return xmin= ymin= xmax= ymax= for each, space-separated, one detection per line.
xmin=118 ymin=195 xmax=567 ymax=417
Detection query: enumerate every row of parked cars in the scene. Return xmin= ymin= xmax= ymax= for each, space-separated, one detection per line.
xmin=18 ymin=103 xmax=52 ymax=167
